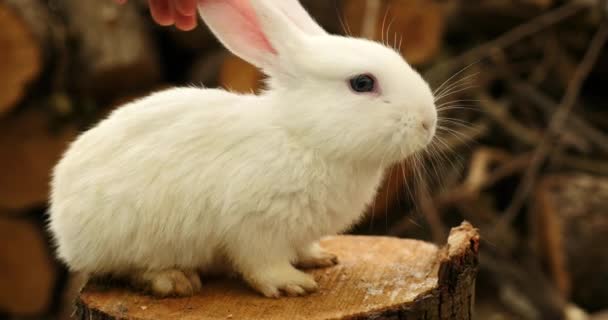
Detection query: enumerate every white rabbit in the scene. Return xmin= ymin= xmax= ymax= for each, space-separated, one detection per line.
xmin=48 ymin=0 xmax=437 ymax=298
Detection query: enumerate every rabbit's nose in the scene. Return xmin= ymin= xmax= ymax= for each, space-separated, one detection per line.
xmin=420 ymin=115 xmax=437 ymax=142
xmin=421 ymin=121 xmax=430 ymax=131
xmin=421 ymin=118 xmax=435 ymax=132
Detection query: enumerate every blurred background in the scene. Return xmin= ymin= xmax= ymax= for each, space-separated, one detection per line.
xmin=0 ymin=0 xmax=607 ymax=319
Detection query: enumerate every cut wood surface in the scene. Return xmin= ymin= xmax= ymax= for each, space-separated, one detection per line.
xmin=0 ymin=218 xmax=57 ymax=315
xmin=76 ymin=222 xmax=479 ymax=320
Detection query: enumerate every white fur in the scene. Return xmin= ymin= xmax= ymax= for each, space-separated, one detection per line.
xmin=48 ymin=0 xmax=437 ymax=297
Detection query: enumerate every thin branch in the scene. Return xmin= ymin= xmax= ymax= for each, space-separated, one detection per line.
xmin=497 ymin=19 xmax=608 ymax=228
xmin=506 ymin=80 xmax=608 ymax=154
xmin=425 ymin=1 xmax=589 ymax=81
xmin=477 ymin=93 xmax=542 ymax=146
xmin=554 ymin=154 xmax=608 ymax=175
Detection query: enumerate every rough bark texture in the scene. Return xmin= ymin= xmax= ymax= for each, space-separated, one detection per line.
xmin=74 ymin=222 xmax=479 ymax=320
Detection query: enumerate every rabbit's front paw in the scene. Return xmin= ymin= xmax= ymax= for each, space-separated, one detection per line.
xmin=134 ymin=269 xmax=202 ymax=297
xmin=296 ymin=242 xmax=339 ymax=269
xmin=245 ymin=266 xmax=318 ymax=298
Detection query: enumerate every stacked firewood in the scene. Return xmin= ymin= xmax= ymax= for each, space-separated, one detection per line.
xmin=0 ymin=0 xmax=606 ymax=319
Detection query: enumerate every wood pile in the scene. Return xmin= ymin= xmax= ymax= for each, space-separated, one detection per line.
xmin=0 ymin=0 xmax=606 ymax=319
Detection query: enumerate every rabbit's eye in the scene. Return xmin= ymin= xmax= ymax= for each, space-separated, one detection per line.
xmin=349 ymin=74 xmax=376 ymax=93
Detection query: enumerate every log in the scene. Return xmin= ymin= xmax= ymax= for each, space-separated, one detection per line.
xmin=74 ymin=222 xmax=479 ymax=320
xmin=0 ymin=107 xmax=78 ymax=210
xmin=533 ymin=174 xmax=608 ymax=312
xmin=0 ymin=0 xmax=62 ymax=116
xmin=0 ymin=217 xmax=58 ymax=315
xmin=55 ymin=0 xmax=160 ymax=100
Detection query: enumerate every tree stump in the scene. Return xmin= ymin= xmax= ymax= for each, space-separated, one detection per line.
xmin=74 ymin=222 xmax=478 ymax=319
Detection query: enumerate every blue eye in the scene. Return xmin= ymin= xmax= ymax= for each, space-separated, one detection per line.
xmin=349 ymin=74 xmax=376 ymax=93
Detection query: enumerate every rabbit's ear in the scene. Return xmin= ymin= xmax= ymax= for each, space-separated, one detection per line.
xmin=274 ymin=0 xmax=327 ymax=36
xmin=199 ymin=0 xmax=320 ymax=73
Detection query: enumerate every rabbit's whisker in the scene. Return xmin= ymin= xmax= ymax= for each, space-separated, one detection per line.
xmin=434 ymin=72 xmax=479 ymax=99
xmin=434 ymin=76 xmax=478 ymax=99
xmin=436 ymin=99 xmax=480 ymax=107
xmin=434 ymin=85 xmax=479 ymax=102
xmin=381 ymin=6 xmax=390 ymax=44
xmin=432 ymin=60 xmax=481 ymax=97
xmin=336 ymin=3 xmax=352 ymax=36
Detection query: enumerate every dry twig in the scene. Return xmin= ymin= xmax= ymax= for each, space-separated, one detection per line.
xmin=497 ymin=18 xmax=608 ymax=228
xmin=426 ymin=1 xmax=590 ymax=81
xmin=507 ymin=80 xmax=608 ymax=154
xmin=477 ymin=93 xmax=542 ymax=146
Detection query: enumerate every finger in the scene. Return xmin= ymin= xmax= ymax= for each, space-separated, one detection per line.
xmin=174 ymin=0 xmax=197 ymax=17
xmin=173 ymin=11 xmax=197 ymax=31
xmin=149 ymin=0 xmax=174 ymax=26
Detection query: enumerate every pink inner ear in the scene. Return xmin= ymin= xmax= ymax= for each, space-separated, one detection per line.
xmin=200 ymin=0 xmax=277 ymax=55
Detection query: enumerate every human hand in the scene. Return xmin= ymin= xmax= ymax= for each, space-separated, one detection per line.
xmin=114 ymin=0 xmax=198 ymax=31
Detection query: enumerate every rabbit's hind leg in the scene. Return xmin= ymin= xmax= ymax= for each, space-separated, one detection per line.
xmin=132 ymin=269 xmax=202 ymax=297
xmin=295 ymin=241 xmax=339 ymax=269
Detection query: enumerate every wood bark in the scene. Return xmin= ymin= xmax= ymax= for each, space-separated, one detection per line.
xmin=74 ymin=222 xmax=479 ymax=320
